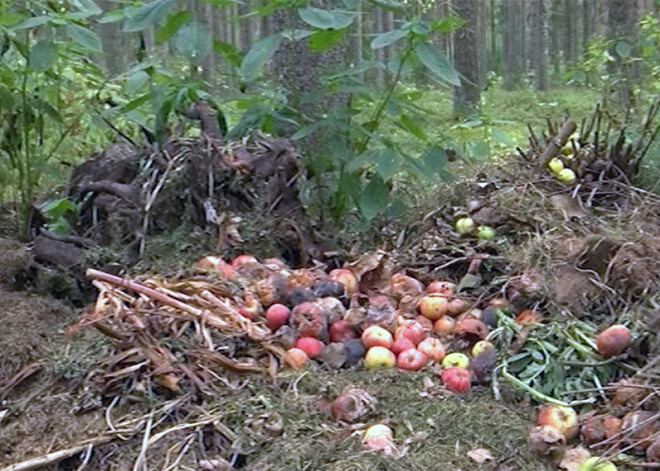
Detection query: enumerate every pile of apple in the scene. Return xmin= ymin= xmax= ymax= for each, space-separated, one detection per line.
xmin=196 ymin=254 xmax=500 ymax=394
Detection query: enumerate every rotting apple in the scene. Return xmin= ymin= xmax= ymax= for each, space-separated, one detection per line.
xmin=454 ymin=318 xmax=489 ymax=342
xmin=329 ymin=320 xmax=357 ymax=343
xmin=362 ymin=424 xmax=395 ymax=453
xmin=515 ymin=309 xmax=542 ymax=325
xmin=394 ymin=320 xmax=427 ymax=345
xmin=344 ymin=339 xmax=366 ymax=367
xmin=417 ymin=338 xmax=445 ymax=362
xmin=361 ymin=325 xmax=394 ymax=350
xmin=238 ymin=293 xmax=262 ymax=320
xmin=536 ymin=405 xmax=579 ymax=440
xmin=442 ymin=352 xmax=470 ymax=369
xmin=195 ymin=256 xmax=235 ymax=278
xmin=596 ymin=325 xmax=631 ymax=358
xmin=602 ymin=415 xmax=622 ymax=440
xmin=388 ymin=273 xmax=424 ymax=300
xmin=414 ymin=315 xmax=434 ymax=331
xmin=265 ymin=303 xmax=291 ymax=331
xmin=447 ymin=298 xmax=468 ymax=317
xmin=433 ymin=316 xmax=456 ymax=335
xmin=231 ymin=254 xmax=259 ymax=268
xmin=295 ymin=337 xmax=324 ymax=359
xmin=426 ymin=281 xmax=456 ymax=297
xmin=455 ymin=217 xmax=475 ymax=234
xmin=391 ymin=337 xmax=416 ymax=355
xmin=364 ymin=346 xmax=396 ymax=369
xmin=471 ymin=340 xmax=495 ymax=356
xmin=285 ymin=348 xmax=308 ymax=368
xmin=441 ymin=367 xmax=471 ymax=393
xmin=397 ymin=348 xmax=428 ymax=371
xmin=418 ymin=294 xmax=449 ymax=321
xmin=328 ymin=268 xmax=359 ymax=295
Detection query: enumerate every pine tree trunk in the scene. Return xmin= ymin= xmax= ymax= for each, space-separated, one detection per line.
xmin=531 ymin=0 xmax=549 ymax=90
xmin=453 ymin=0 xmax=480 ymax=117
xmin=239 ymin=0 xmax=251 ymax=52
xmin=98 ymin=0 xmax=124 ymax=74
xmin=501 ymin=0 xmax=515 ymax=89
xmin=608 ymin=0 xmax=639 ymax=110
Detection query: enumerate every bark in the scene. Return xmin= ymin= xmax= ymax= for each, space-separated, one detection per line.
xmin=608 ymin=0 xmax=639 ymax=110
xmin=549 ymin=0 xmax=562 ymax=74
xmin=239 ymin=0 xmax=251 ymax=52
xmin=201 ymin=2 xmax=216 ymax=83
xmin=562 ymin=0 xmax=576 ymax=64
xmin=453 ymin=0 xmax=480 ymax=117
xmin=531 ymin=0 xmax=549 ymax=90
xmin=582 ymin=0 xmax=594 ymax=55
xmin=489 ymin=0 xmax=497 ymax=74
xmin=98 ymin=0 xmax=124 ymax=74
xmin=501 ymin=0 xmax=516 ymax=89
xmin=271 ymin=4 xmax=348 ymax=146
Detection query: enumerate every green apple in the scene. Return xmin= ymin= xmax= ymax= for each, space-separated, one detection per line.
xmin=455 ymin=217 xmax=475 ymax=234
xmin=441 ymin=352 xmax=469 ymax=369
xmin=578 ymin=457 xmax=617 ymax=471
xmin=476 ymin=226 xmax=495 ymax=240
xmin=548 ymin=158 xmax=564 ymax=174
xmin=558 ymin=168 xmax=576 ymax=184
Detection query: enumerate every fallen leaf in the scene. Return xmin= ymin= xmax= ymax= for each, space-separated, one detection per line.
xmin=559 ymin=447 xmax=591 ymax=471
xmin=467 ymin=448 xmax=494 ymax=463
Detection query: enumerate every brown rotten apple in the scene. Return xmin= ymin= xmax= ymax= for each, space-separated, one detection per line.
xmin=328 ymin=268 xmax=358 ymax=295
xmin=596 ymin=325 xmax=631 ymax=358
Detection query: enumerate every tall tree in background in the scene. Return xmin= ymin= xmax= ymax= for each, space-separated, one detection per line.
xmin=608 ymin=0 xmax=639 ymax=110
xmin=530 ymin=0 xmax=549 ymax=90
xmin=453 ymin=0 xmax=480 ymax=117
xmin=501 ymin=0 xmax=518 ymax=89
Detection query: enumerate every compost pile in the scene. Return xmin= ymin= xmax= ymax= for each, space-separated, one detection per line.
xmin=3 ymin=102 xmax=660 ymax=470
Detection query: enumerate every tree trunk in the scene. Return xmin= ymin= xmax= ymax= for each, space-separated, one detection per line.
xmin=562 ymin=0 xmax=575 ymax=64
xmin=531 ymin=0 xmax=549 ymax=90
xmin=98 ymin=0 xmax=125 ymax=74
xmin=608 ymin=0 xmax=639 ymax=110
xmin=501 ymin=0 xmax=516 ymax=89
xmin=453 ymin=0 xmax=479 ymax=117
xmin=239 ymin=0 xmax=251 ymax=52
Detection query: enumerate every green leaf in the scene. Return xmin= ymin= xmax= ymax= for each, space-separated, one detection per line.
xmin=281 ymin=29 xmax=315 ymax=41
xmin=98 ymin=10 xmax=125 ymax=23
xmin=213 ymin=40 xmax=242 ymax=67
xmin=240 ymin=34 xmax=282 ymax=82
xmin=173 ymin=21 xmax=211 ymax=61
xmin=123 ymin=0 xmax=175 ymax=32
xmin=121 ymin=93 xmax=152 ymax=112
xmin=291 ymin=123 xmax=321 ymax=140
xmin=298 ymin=7 xmax=356 ymax=30
xmin=615 ymin=40 xmax=631 ymax=58
xmin=0 ymin=12 xmax=23 ymax=27
xmin=400 ymin=114 xmax=427 ymax=140
xmin=359 ymin=174 xmax=389 ymax=221
xmin=29 ymin=41 xmax=57 ymax=72
xmin=298 ymin=7 xmax=335 ymax=29
xmin=370 ymin=29 xmax=406 ymax=49
xmin=124 ymin=70 xmax=150 ymax=94
xmin=457 ymin=273 xmax=482 ymax=292
xmin=66 ymin=23 xmax=102 ymax=52
xmin=155 ymin=10 xmax=190 ymax=43
xmin=41 ymin=198 xmax=77 ymax=219
xmin=368 ymin=0 xmax=404 ymax=12
xmin=307 ymin=29 xmax=344 ymax=52
xmin=71 ymin=0 xmax=102 ymax=16
xmin=491 ymin=129 xmax=515 ymax=146
xmin=429 ymin=15 xmax=464 ymax=33
xmin=13 ymin=16 xmax=50 ymax=30
xmin=415 ymin=42 xmax=460 ymax=85
xmin=371 ymin=148 xmax=399 ymax=180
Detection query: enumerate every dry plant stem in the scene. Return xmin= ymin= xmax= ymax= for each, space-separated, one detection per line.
xmin=0 ymin=362 xmax=42 ymax=400
xmin=0 ymin=436 xmax=114 ymax=471
xmin=542 ymin=120 xmax=577 ymax=166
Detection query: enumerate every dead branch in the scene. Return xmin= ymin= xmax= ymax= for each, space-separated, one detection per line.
xmin=542 ymin=119 xmax=577 ymax=165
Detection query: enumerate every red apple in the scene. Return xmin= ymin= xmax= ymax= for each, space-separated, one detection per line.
xmin=391 ymin=337 xmax=416 ymax=355
xmin=441 ymin=367 xmax=471 ymax=393
xmin=328 ymin=268 xmax=358 ymax=294
xmin=536 ymin=405 xmax=579 ymax=439
xmin=296 ymin=337 xmax=324 ymax=359
xmin=596 ymin=325 xmax=631 ymax=358
xmin=447 ymin=298 xmax=468 ymax=316
xmin=364 ymin=346 xmax=396 ymax=369
xmin=238 ymin=293 xmax=261 ymax=320
xmin=285 ymin=348 xmax=308 ymax=368
xmin=417 ymin=338 xmax=445 ymax=361
xmin=329 ymin=320 xmax=357 ymax=343
xmin=397 ymin=348 xmax=428 ymax=371
xmin=394 ymin=320 xmax=427 ymax=346
xmin=388 ymin=273 xmax=424 ymax=300
xmin=433 ymin=316 xmax=455 ymax=335
xmin=265 ymin=303 xmax=290 ymax=331
xmin=231 ymin=254 xmax=259 ymax=268
xmin=195 ymin=256 xmax=235 ymax=278
xmin=418 ymin=294 xmax=449 ymax=321
xmin=426 ymin=281 xmax=456 ymax=297
xmin=361 ymin=325 xmax=393 ymax=350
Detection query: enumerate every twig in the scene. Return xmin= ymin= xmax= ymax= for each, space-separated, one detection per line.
xmin=0 ymin=436 xmax=114 ymax=471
